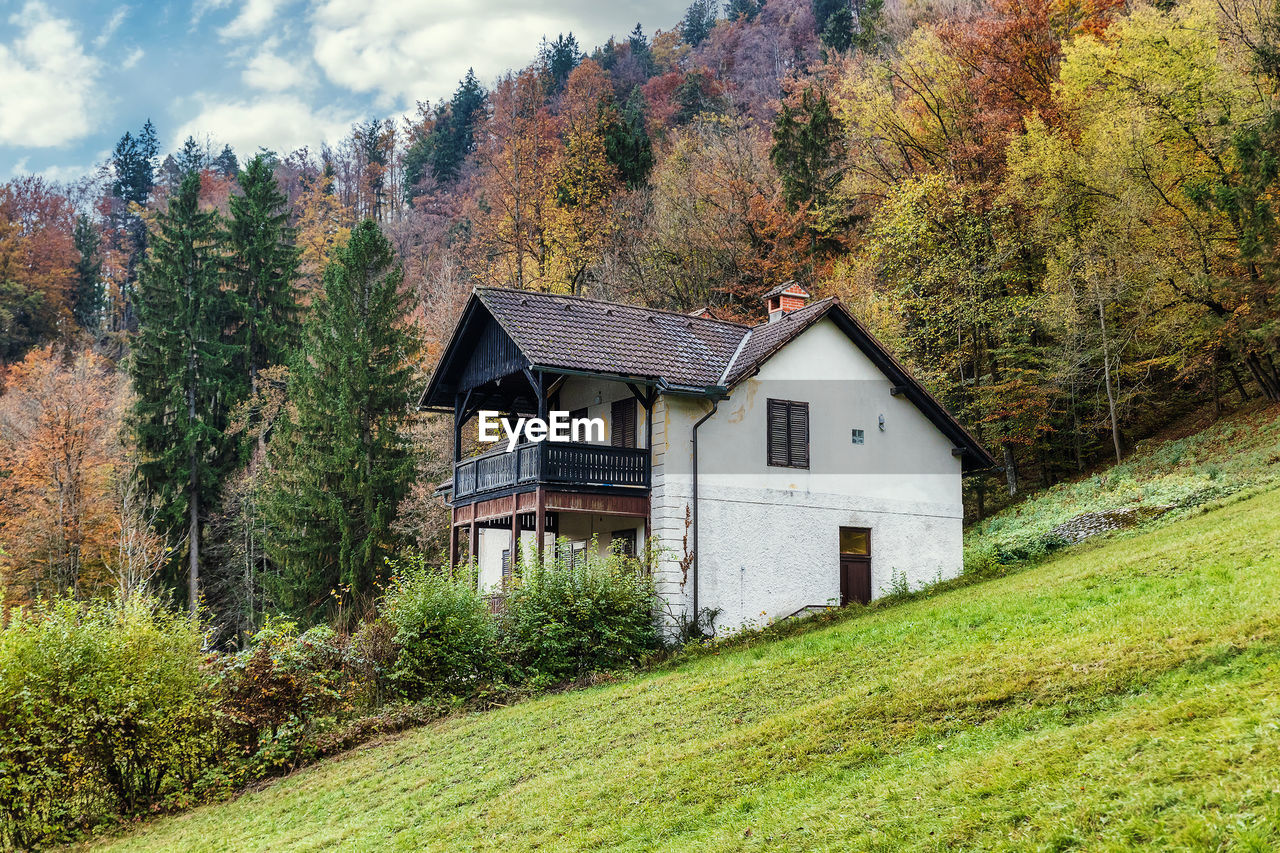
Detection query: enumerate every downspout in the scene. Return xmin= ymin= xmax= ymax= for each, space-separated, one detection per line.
xmin=687 ymin=329 xmax=751 ymax=629
xmin=690 ymin=398 xmax=720 ymax=624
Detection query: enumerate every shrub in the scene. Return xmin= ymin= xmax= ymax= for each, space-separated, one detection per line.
xmin=380 ymin=556 xmax=497 ymax=700
xmin=210 ymin=618 xmax=359 ymax=779
xmin=0 ymin=596 xmax=216 ymax=848
xmin=500 ymin=541 xmax=660 ymax=685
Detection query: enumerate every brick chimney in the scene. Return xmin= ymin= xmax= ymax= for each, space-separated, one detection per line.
xmin=763 ymin=281 xmax=811 ymax=322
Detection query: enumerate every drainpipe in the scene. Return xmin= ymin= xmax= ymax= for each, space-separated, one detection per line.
xmin=690 ymin=392 xmax=725 ymax=626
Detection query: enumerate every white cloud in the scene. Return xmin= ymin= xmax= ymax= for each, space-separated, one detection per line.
xmin=309 ymin=0 xmax=569 ymax=108
xmin=0 ymin=2 xmax=101 ymax=147
xmin=171 ymin=94 xmax=359 ymax=156
xmin=242 ymin=39 xmax=306 ymax=91
xmin=191 ymin=0 xmax=232 ymax=28
xmin=95 ymin=6 xmax=128 ymax=48
xmin=122 ymin=46 xmax=145 ymax=69
xmin=220 ymin=0 xmax=286 ymax=39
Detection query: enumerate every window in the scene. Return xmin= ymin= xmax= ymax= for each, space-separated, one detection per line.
xmin=767 ymin=399 xmax=809 ymax=468
xmin=611 ymin=529 xmax=637 ymax=557
xmin=851 ymin=428 xmax=865 ymax=445
xmin=839 ymin=527 xmax=870 ymax=556
xmin=557 ymin=540 xmax=586 ymax=569
xmin=611 ymin=398 xmax=637 ymax=448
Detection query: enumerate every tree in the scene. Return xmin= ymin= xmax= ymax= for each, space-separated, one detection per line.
xmin=0 ymin=346 xmax=125 ymax=608
xmin=176 ymin=136 xmax=207 ymax=177
xmin=263 ymin=221 xmax=420 ymax=620
xmin=130 ymin=172 xmax=239 ymax=614
xmin=725 ymin=0 xmax=762 ymax=22
xmin=212 ymin=144 xmax=239 ymax=178
xmin=771 ymin=84 xmax=845 ymax=213
xmin=224 ymin=154 xmax=302 ymax=412
xmin=0 ymin=178 xmax=77 ymax=360
xmin=72 ymin=215 xmax=104 ymax=331
xmin=541 ymin=33 xmax=583 ymax=94
xmin=681 ymin=0 xmax=719 ymax=46
xmin=628 ymin=24 xmax=655 ymax=76
xmin=605 ymin=88 xmax=655 ymax=188
xmin=403 ymin=70 xmax=487 ymax=198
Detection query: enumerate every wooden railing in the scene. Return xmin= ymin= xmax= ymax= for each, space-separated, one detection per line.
xmin=453 ymin=441 xmax=650 ymax=502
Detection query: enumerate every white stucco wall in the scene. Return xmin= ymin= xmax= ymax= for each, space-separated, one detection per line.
xmin=651 ymin=317 xmax=965 ymax=634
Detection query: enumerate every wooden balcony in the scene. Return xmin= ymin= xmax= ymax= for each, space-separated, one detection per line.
xmin=452 ymin=441 xmax=650 ymax=505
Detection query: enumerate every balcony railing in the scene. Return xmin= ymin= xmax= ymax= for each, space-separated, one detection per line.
xmin=453 ymin=441 xmax=650 ymax=503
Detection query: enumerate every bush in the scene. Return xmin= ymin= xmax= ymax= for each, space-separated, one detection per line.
xmin=0 ymin=596 xmax=216 ymax=848
xmin=380 ymin=556 xmax=497 ymax=700
xmin=500 ymin=542 xmax=660 ymax=686
xmin=210 ymin=618 xmax=360 ymax=780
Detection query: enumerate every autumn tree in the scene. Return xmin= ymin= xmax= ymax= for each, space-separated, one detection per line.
xmin=0 ymin=346 xmax=124 ymax=608
xmin=0 ymin=178 xmax=78 ymax=361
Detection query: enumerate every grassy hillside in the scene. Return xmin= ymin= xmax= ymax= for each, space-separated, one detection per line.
xmin=967 ymin=404 xmax=1280 ymax=565
xmin=96 ymin=469 xmax=1280 ymax=850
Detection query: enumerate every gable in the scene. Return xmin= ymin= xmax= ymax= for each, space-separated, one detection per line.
xmin=730 ymin=308 xmax=996 ymax=473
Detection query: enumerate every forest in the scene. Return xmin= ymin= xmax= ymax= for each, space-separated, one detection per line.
xmin=3 ymin=0 xmax=1280 ymax=640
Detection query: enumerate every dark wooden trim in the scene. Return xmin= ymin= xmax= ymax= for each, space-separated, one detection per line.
xmin=534 ymin=486 xmax=546 ymax=567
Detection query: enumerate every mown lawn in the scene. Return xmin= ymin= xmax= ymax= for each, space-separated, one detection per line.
xmin=95 ymin=487 xmax=1280 ymax=852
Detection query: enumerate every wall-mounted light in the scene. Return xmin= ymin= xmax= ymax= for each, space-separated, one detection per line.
xmin=594 ymin=392 xmax=602 ymax=404
xmin=878 ymin=414 xmax=885 ymax=431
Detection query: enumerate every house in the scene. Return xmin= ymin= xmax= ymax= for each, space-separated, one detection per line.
xmin=420 ymin=283 xmax=995 ymax=634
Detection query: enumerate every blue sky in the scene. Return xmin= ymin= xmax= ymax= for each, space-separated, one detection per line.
xmin=0 ymin=0 xmax=689 ymax=182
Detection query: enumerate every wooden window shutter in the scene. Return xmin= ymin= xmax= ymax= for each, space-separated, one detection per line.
xmin=611 ymin=399 xmax=637 ymax=448
xmin=788 ymin=401 xmax=809 ymax=468
xmin=767 ymin=399 xmax=809 ymax=468
xmin=767 ymin=399 xmax=789 ymax=467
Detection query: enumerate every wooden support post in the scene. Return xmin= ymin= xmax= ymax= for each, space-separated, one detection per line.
xmin=468 ymin=521 xmax=478 ymax=568
xmin=534 ymin=486 xmax=546 ymax=567
xmin=509 ymin=509 xmax=521 ymax=590
xmin=448 ymin=510 xmax=457 ymax=569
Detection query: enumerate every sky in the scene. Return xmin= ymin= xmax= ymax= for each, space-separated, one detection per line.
xmin=0 ymin=0 xmax=690 ymax=182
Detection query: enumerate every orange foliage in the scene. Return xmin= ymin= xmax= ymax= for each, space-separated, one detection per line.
xmin=0 ymin=346 xmax=127 ymax=607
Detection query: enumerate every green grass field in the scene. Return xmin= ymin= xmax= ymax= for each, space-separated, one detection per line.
xmin=94 ymin=477 xmax=1280 ymax=851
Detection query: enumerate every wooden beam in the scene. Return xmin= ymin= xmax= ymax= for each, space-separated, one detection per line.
xmin=448 ymin=508 xmax=457 ymax=569
xmin=534 ymin=486 xmax=546 ymax=568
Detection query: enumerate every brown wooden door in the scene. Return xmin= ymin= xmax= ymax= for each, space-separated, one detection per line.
xmin=839 ymin=526 xmax=872 ymax=606
xmin=840 ymin=556 xmax=871 ymax=606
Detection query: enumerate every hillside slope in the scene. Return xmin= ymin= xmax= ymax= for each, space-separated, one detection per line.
xmin=96 ymin=477 xmax=1280 ymax=851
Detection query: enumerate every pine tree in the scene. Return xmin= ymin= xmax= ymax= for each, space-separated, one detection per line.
xmin=604 ymin=88 xmax=655 ymax=188
xmin=213 ymin=144 xmax=239 ymax=178
xmin=176 ymin=136 xmax=206 ymax=176
xmin=263 ymin=221 xmax=420 ymax=620
xmin=541 ymin=33 xmax=583 ymax=94
xmin=129 ymin=172 xmax=239 ymax=614
xmin=771 ymin=85 xmax=845 ymax=211
xmin=681 ymin=0 xmax=718 ymax=46
xmin=224 ymin=153 xmax=301 ymax=410
xmin=71 ymin=215 xmax=104 ymax=331
xmin=403 ymin=70 xmax=487 ymax=198
xmin=724 ymin=0 xmax=762 ymax=22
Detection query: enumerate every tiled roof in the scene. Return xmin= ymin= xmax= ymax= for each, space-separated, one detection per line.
xmin=424 ymin=287 xmax=996 ymax=470
xmin=477 ymin=288 xmax=748 ymax=387
xmin=722 ymin=298 xmax=835 ymax=385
